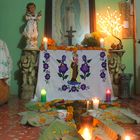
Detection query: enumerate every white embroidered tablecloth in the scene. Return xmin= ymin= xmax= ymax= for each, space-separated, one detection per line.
xmin=0 ymin=40 xmax=12 ymax=84
xmin=35 ymin=50 xmax=114 ymax=101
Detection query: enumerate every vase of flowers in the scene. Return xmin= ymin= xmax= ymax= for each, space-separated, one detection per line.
xmin=81 ymin=32 xmax=104 ymax=47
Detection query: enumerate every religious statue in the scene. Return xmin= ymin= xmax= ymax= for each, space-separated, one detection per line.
xmin=23 ymin=2 xmax=41 ymax=50
xmin=70 ymin=52 xmax=79 ymax=82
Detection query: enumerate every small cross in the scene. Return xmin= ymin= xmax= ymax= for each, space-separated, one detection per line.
xmin=64 ymin=26 xmax=76 ymax=46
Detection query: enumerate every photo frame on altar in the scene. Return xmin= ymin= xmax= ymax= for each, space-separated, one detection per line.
xmin=45 ymin=0 xmax=95 ymax=46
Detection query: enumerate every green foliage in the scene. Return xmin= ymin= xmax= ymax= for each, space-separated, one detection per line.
xmin=81 ymin=37 xmax=100 ymax=47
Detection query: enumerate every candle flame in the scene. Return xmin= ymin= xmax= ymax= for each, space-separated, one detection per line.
xmin=125 ymin=135 xmax=131 ymax=140
xmin=106 ymin=89 xmax=111 ymax=94
xmin=79 ymin=127 xmax=92 ymax=140
xmin=100 ymin=38 xmax=104 ymax=43
xmin=41 ymin=89 xmax=46 ymax=95
xmin=43 ymin=37 xmax=48 ymax=42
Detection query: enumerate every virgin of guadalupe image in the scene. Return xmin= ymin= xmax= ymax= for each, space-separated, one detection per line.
xmin=52 ymin=0 xmax=89 ymax=45
xmin=60 ymin=0 xmax=81 ymax=45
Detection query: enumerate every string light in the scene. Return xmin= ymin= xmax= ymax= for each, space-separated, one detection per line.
xmin=97 ymin=7 xmax=122 ymax=38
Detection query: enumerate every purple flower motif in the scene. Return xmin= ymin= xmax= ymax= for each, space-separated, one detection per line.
xmin=59 ymin=64 xmax=68 ymax=74
xmin=43 ymin=63 xmax=49 ymax=69
xmin=100 ymin=52 xmax=105 ymax=58
xmin=62 ymin=55 xmax=66 ymax=62
xmin=100 ymin=72 xmax=106 ymax=78
xmin=101 ymin=61 xmax=106 ymax=69
xmin=62 ymin=85 xmax=67 ymax=91
xmin=71 ymin=86 xmax=77 ymax=92
xmin=82 ymin=55 xmax=87 ymax=62
xmin=44 ymin=53 xmax=50 ymax=60
xmin=81 ymin=84 xmax=86 ymax=90
xmin=45 ymin=73 xmax=50 ymax=80
xmin=80 ymin=64 xmax=90 ymax=73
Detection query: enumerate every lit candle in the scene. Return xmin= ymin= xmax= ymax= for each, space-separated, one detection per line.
xmin=125 ymin=135 xmax=131 ymax=140
xmin=106 ymin=88 xmax=111 ymax=103
xmin=43 ymin=37 xmax=48 ymax=50
xmin=100 ymin=38 xmax=104 ymax=48
xmin=41 ymin=89 xmax=47 ymax=102
xmin=79 ymin=127 xmax=92 ymax=140
xmin=92 ymin=97 xmax=99 ymax=110
xmin=87 ymin=100 xmax=89 ymax=111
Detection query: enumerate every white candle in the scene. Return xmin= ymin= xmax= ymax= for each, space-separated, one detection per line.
xmin=125 ymin=135 xmax=131 ymax=140
xmin=87 ymin=100 xmax=89 ymax=111
xmin=92 ymin=98 xmax=99 ymax=110
xmin=100 ymin=38 xmax=104 ymax=48
xmin=43 ymin=37 xmax=48 ymax=50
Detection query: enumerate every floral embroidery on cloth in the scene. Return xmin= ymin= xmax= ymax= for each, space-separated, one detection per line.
xmin=57 ymin=53 xmax=91 ymax=93
xmin=100 ymin=51 xmax=107 ymax=81
xmin=43 ymin=52 xmax=50 ymax=83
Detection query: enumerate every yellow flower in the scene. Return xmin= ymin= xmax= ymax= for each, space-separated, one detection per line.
xmin=39 ymin=107 xmax=46 ymax=112
xmin=44 ymin=102 xmax=51 ymax=109
xmin=65 ymin=106 xmax=74 ymax=121
xmin=39 ymin=117 xmax=46 ymax=124
xmin=36 ymin=102 xmax=42 ymax=107
xmin=91 ymin=32 xmax=101 ymax=40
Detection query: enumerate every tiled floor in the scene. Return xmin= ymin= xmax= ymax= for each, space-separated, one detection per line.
xmin=0 ymin=96 xmax=140 ymax=140
xmin=0 ymin=97 xmax=40 ymax=140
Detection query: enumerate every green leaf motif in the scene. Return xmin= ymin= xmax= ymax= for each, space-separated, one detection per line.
xmin=86 ymin=73 xmax=91 ymax=77
xmin=87 ymin=59 xmax=92 ymax=63
xmin=57 ymin=59 xmax=61 ymax=63
xmin=58 ymin=73 xmax=62 ymax=77
xmin=80 ymin=75 xmax=85 ymax=79
xmin=64 ymin=75 xmax=68 ymax=79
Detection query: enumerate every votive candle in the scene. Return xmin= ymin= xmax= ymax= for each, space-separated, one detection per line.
xmin=92 ymin=97 xmax=99 ymax=110
xmin=100 ymin=38 xmax=104 ymax=48
xmin=106 ymin=88 xmax=111 ymax=103
xmin=87 ymin=100 xmax=89 ymax=111
xmin=43 ymin=37 xmax=48 ymax=50
xmin=41 ymin=89 xmax=47 ymax=102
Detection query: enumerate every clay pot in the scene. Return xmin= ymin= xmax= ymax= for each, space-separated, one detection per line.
xmin=0 ymin=79 xmax=9 ymax=105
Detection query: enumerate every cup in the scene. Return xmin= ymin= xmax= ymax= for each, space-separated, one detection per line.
xmin=57 ymin=110 xmax=67 ymax=120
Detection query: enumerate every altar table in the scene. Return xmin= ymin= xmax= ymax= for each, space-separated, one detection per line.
xmin=35 ymin=49 xmax=114 ymax=101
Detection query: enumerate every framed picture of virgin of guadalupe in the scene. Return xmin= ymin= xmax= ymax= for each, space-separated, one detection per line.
xmin=45 ymin=0 xmax=95 ymax=46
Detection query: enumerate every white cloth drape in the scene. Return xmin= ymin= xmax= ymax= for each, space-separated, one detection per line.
xmin=36 ymin=50 xmax=114 ymax=101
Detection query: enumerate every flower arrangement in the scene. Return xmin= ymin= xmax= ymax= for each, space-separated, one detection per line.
xmin=47 ymin=38 xmax=56 ymax=46
xmin=99 ymin=101 xmax=121 ymax=110
xmin=81 ymin=32 xmax=104 ymax=47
